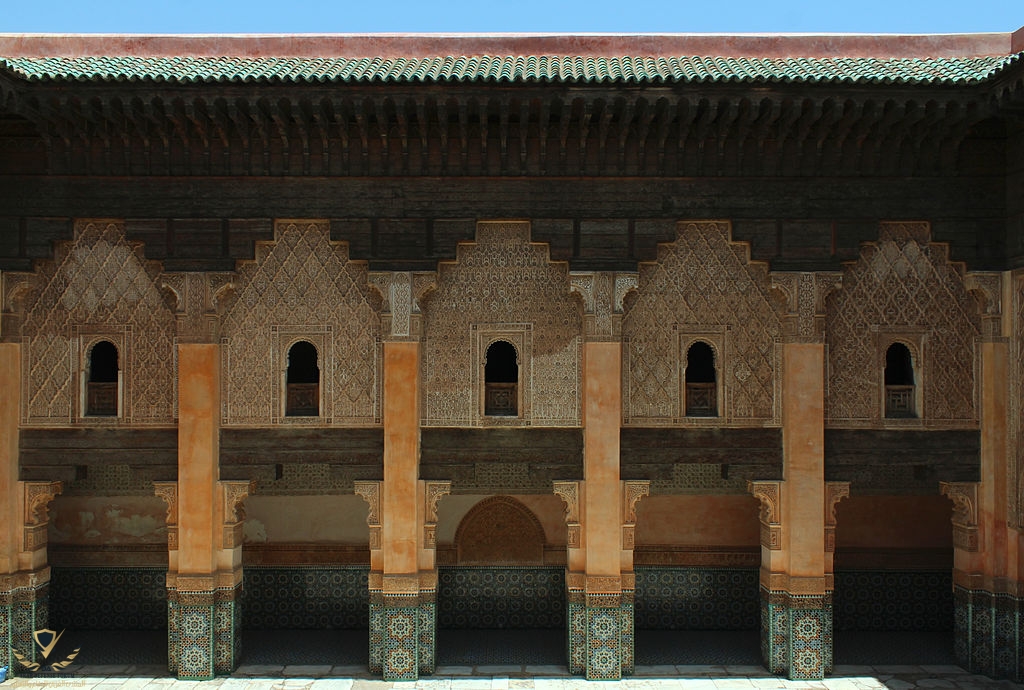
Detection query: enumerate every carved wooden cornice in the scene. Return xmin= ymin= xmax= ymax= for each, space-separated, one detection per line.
xmin=2 ymin=89 xmax=992 ymax=178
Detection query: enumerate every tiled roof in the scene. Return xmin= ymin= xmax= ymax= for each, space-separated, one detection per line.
xmin=0 ymin=53 xmax=1020 ymax=86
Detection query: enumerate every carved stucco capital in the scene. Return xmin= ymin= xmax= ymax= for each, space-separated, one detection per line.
xmin=424 ymin=481 xmax=451 ymax=524
xmin=553 ymin=480 xmax=580 ymax=524
xmin=622 ymin=480 xmax=650 ymax=525
xmin=153 ymin=481 xmax=178 ymax=526
xmin=824 ymin=481 xmax=850 ymax=554
xmin=354 ymin=480 xmax=381 ymax=527
xmin=23 ymin=480 xmax=63 ymax=526
xmin=940 ymin=481 xmax=980 ymax=552
xmin=221 ymin=479 xmax=255 ymax=524
xmin=747 ymin=480 xmax=782 ymax=550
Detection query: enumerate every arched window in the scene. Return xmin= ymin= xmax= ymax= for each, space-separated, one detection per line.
xmin=86 ymin=340 xmax=119 ymax=416
xmin=685 ymin=341 xmax=717 ymax=417
xmin=884 ymin=342 xmax=916 ymax=418
xmin=286 ymin=341 xmax=320 ymax=417
xmin=484 ymin=340 xmax=518 ymax=416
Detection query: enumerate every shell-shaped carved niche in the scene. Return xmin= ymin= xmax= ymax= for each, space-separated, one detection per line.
xmin=622 ymin=220 xmax=781 ymax=425
xmin=454 ymin=496 xmax=546 ymax=565
xmin=220 ymin=220 xmax=382 ymax=425
xmin=15 ymin=220 xmax=176 ymax=424
xmin=826 ymin=223 xmax=980 ymax=426
xmin=420 ymin=221 xmax=583 ymax=427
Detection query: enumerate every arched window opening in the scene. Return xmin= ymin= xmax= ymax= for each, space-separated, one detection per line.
xmin=87 ymin=341 xmax=119 ymax=416
xmin=884 ymin=343 xmax=916 ymax=418
xmin=685 ymin=341 xmax=718 ymax=417
xmin=286 ymin=341 xmax=320 ymax=417
xmin=485 ymin=341 xmax=518 ymax=416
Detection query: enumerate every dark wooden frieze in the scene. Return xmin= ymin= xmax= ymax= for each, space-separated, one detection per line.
xmin=219 ymin=427 xmax=384 ymax=466
xmin=619 ymin=427 xmax=783 ymax=482
xmin=419 ymin=427 xmax=583 ymax=492
xmin=824 ymin=428 xmax=981 ymax=492
xmin=19 ymin=427 xmax=178 ymax=483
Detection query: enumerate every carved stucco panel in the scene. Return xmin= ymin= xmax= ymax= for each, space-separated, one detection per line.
xmin=220 ymin=220 xmax=382 ymax=425
xmin=14 ymin=221 xmax=177 ymax=424
xmin=623 ymin=221 xmax=781 ymax=424
xmin=826 ymin=222 xmax=980 ymax=425
xmin=421 ymin=222 xmax=582 ymax=426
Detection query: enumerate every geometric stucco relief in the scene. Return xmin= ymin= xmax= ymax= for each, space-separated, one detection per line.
xmin=219 ymin=220 xmax=382 ymax=425
xmin=622 ymin=220 xmax=781 ymax=424
xmin=8 ymin=220 xmax=177 ymax=424
xmin=420 ymin=221 xmax=582 ymax=426
xmin=826 ymin=222 xmax=980 ymax=426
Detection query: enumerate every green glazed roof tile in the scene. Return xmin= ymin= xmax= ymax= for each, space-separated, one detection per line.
xmin=0 ymin=53 xmax=1019 ymax=85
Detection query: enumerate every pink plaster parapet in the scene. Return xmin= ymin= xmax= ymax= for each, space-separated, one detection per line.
xmin=0 ymin=30 xmax=1021 ymax=59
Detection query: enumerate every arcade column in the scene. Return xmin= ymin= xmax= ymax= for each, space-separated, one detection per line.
xmin=0 ymin=342 xmax=62 ymax=678
xmin=372 ymin=340 xmax=439 ymax=681
xmin=165 ymin=343 xmax=250 ymax=680
xmin=945 ymin=272 xmax=1015 ymax=678
xmin=750 ymin=342 xmax=831 ymax=680
xmin=562 ymin=340 xmax=642 ymax=680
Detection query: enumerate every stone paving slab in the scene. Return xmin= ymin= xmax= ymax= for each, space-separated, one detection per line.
xmin=3 ymin=665 xmax=1024 ymax=689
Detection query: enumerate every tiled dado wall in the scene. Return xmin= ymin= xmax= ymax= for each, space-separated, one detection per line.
xmin=50 ymin=568 xmax=168 ymax=629
xmin=634 ymin=567 xmax=760 ymax=630
xmin=438 ymin=567 xmax=565 ymax=629
xmin=834 ymin=571 xmax=953 ymax=631
xmin=242 ymin=567 xmax=369 ymax=629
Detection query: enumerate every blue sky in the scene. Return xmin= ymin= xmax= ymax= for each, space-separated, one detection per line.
xmin=1 ymin=0 xmax=1021 ymax=35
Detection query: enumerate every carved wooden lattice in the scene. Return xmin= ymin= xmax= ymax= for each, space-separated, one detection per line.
xmin=622 ymin=221 xmax=781 ymax=423
xmin=421 ymin=222 xmax=582 ymax=426
xmin=220 ymin=221 xmax=382 ymax=425
xmin=15 ymin=221 xmax=176 ymax=424
xmin=826 ymin=223 xmax=980 ymax=425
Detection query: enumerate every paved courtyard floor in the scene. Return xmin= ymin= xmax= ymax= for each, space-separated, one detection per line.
xmin=3 ymin=664 xmax=1024 ymax=689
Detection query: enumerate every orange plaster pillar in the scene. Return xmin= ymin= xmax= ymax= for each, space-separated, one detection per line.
xmin=574 ymin=340 xmax=628 ymax=679
xmin=583 ymin=341 xmax=622 ymax=583
xmin=378 ymin=340 xmax=430 ymax=680
xmin=382 ymin=341 xmax=419 ymax=580
xmin=1 ymin=342 xmax=62 ymax=676
xmin=170 ymin=342 xmax=222 ymax=680
xmin=782 ymin=343 xmax=826 ymax=587
xmin=177 ymin=343 xmax=220 ymax=577
xmin=758 ymin=341 xmax=829 ymax=680
xmin=0 ymin=343 xmax=20 ymax=579
xmin=950 ymin=325 xmax=1013 ymax=677
xmin=979 ymin=339 xmax=1009 ymax=583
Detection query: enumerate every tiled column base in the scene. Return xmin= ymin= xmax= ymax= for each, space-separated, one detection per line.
xmin=955 ymin=586 xmax=1023 ymax=681
xmin=567 ymin=587 xmax=635 ymax=680
xmin=167 ymin=585 xmax=241 ymax=680
xmin=369 ymin=590 xmax=437 ymax=680
xmin=1 ymin=583 xmax=49 ymax=678
xmin=761 ymin=588 xmax=833 ymax=680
